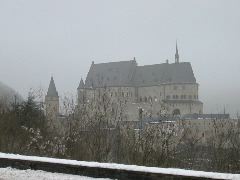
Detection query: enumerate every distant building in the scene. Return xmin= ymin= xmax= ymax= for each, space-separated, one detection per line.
xmin=78 ymin=44 xmax=203 ymax=120
xmin=45 ymin=76 xmax=59 ymax=122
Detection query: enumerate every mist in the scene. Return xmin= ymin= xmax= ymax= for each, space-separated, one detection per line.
xmin=0 ymin=0 xmax=239 ymax=116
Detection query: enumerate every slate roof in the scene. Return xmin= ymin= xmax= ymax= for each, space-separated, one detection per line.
xmin=85 ymin=60 xmax=137 ymax=88
xmin=84 ymin=60 xmax=196 ymax=88
xmin=133 ymin=62 xmax=196 ymax=86
xmin=77 ymin=78 xmax=85 ymax=89
xmin=46 ymin=77 xmax=58 ymax=97
xmin=182 ymin=114 xmax=230 ymax=119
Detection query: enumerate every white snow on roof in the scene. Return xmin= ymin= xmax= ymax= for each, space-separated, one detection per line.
xmin=0 ymin=167 xmax=110 ymax=180
xmin=0 ymin=152 xmax=239 ymax=180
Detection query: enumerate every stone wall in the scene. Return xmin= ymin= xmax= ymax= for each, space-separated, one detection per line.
xmin=0 ymin=155 xmax=226 ymax=180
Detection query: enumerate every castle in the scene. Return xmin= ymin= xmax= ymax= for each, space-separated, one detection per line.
xmin=77 ymin=44 xmax=203 ymax=120
xmin=45 ymin=44 xmax=203 ymax=122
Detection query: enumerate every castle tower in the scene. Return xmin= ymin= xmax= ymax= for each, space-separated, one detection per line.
xmin=175 ymin=41 xmax=179 ymax=63
xmin=77 ymin=78 xmax=85 ymax=104
xmin=45 ymin=76 xmax=59 ymax=120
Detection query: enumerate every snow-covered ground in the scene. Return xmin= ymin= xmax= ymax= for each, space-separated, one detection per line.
xmin=0 ymin=152 xmax=239 ymax=180
xmin=0 ymin=167 xmax=110 ymax=180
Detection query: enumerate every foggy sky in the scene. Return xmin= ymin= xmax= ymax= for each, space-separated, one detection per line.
xmin=0 ymin=0 xmax=240 ymax=116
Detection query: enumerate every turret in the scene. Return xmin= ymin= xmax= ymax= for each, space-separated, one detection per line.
xmin=175 ymin=41 xmax=179 ymax=63
xmin=45 ymin=76 xmax=59 ymax=120
xmin=77 ymin=78 xmax=86 ymax=104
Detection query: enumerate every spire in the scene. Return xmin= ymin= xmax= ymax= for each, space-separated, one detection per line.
xmin=78 ymin=78 xmax=85 ymax=89
xmin=46 ymin=76 xmax=58 ymax=97
xmin=175 ymin=41 xmax=179 ymax=63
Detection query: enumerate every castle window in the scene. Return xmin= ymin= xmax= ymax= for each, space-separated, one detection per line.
xmin=115 ymin=92 xmax=117 ymax=97
xmin=183 ymin=95 xmax=186 ymax=99
xmin=176 ymin=95 xmax=178 ymax=99
xmin=189 ymin=95 xmax=192 ymax=99
xmin=181 ymin=95 xmax=184 ymax=99
xmin=174 ymin=86 xmax=178 ymax=90
xmin=194 ymin=95 xmax=196 ymax=99
xmin=144 ymin=97 xmax=147 ymax=102
xmin=148 ymin=96 xmax=152 ymax=102
xmin=172 ymin=95 xmax=175 ymax=99
xmin=139 ymin=97 xmax=142 ymax=102
xmin=122 ymin=92 xmax=124 ymax=97
xmin=166 ymin=95 xmax=170 ymax=99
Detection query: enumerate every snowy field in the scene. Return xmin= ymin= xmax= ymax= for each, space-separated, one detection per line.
xmin=0 ymin=152 xmax=240 ymax=180
xmin=0 ymin=167 xmax=111 ymax=180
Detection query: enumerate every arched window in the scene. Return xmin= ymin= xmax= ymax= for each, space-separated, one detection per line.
xmin=139 ymin=97 xmax=142 ymax=102
xmin=144 ymin=97 xmax=147 ymax=102
xmin=148 ymin=96 xmax=152 ymax=102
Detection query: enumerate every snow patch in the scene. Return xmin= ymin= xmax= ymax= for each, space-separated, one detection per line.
xmin=0 ymin=152 xmax=239 ymax=180
xmin=0 ymin=167 xmax=110 ymax=180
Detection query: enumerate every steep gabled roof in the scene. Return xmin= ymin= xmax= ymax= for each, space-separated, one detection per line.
xmin=46 ymin=77 xmax=58 ymax=97
xmin=77 ymin=78 xmax=85 ymax=89
xmin=84 ymin=60 xmax=196 ymax=88
xmin=133 ymin=62 xmax=196 ymax=86
xmin=85 ymin=60 xmax=137 ymax=88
